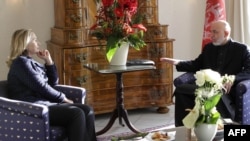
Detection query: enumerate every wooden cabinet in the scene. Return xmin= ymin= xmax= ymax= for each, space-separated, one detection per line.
xmin=48 ymin=0 xmax=175 ymax=114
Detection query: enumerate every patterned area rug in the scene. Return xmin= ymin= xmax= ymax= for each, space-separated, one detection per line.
xmin=97 ymin=124 xmax=175 ymax=141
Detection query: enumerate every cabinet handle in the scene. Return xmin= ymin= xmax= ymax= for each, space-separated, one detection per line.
xmin=151 ymin=69 xmax=163 ymax=78
xmin=150 ymin=89 xmax=164 ymax=100
xmin=75 ymin=53 xmax=87 ymax=63
xmin=145 ymin=29 xmax=162 ymax=41
xmin=77 ymin=75 xmax=88 ymax=85
xmin=153 ymin=29 xmax=163 ymax=36
xmin=72 ymin=0 xmax=80 ymax=3
xmin=70 ymin=14 xmax=81 ymax=23
xmin=150 ymin=47 xmax=163 ymax=57
xmin=69 ymin=33 xmax=79 ymax=40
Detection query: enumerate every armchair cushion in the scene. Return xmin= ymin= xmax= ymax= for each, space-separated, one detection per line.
xmin=0 ymin=80 xmax=86 ymax=141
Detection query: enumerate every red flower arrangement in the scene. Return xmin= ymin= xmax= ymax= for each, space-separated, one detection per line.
xmin=90 ymin=0 xmax=147 ymax=62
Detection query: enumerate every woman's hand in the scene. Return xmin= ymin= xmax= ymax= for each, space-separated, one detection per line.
xmin=37 ymin=49 xmax=53 ymax=65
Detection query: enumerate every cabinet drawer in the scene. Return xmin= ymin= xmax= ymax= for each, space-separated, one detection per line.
xmin=51 ymin=28 xmax=86 ymax=45
xmin=64 ymin=68 xmax=170 ymax=91
xmin=64 ymin=48 xmax=88 ymax=67
xmin=145 ymin=25 xmax=168 ymax=40
xmin=139 ymin=6 xmax=158 ymax=25
xmin=64 ymin=9 xmax=85 ymax=27
xmin=54 ymin=0 xmax=88 ymax=28
xmin=65 ymin=0 xmax=85 ymax=9
xmin=148 ymin=41 xmax=173 ymax=58
xmin=63 ymin=47 xmax=107 ymax=68
xmin=54 ymin=0 xmax=97 ymax=28
xmin=63 ymin=70 xmax=89 ymax=87
xmin=86 ymin=85 xmax=173 ymax=114
xmin=139 ymin=0 xmax=158 ymax=7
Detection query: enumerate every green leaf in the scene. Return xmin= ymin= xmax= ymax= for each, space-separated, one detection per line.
xmin=127 ymin=34 xmax=146 ymax=50
xmin=195 ymin=115 xmax=206 ymax=125
xmin=209 ymin=111 xmax=221 ymax=124
xmin=106 ymin=37 xmax=121 ymax=62
xmin=195 ymin=93 xmax=222 ymax=126
xmin=204 ymin=93 xmax=222 ymax=112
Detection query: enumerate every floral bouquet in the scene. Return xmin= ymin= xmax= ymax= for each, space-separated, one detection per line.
xmin=182 ymin=69 xmax=235 ymax=128
xmin=90 ymin=0 xmax=147 ymax=62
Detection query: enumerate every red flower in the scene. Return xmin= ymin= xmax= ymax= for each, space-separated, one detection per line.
xmin=132 ymin=24 xmax=147 ymax=32
xmin=90 ymin=0 xmax=147 ymax=62
xmin=114 ymin=7 xmax=124 ymax=17
xmin=90 ymin=24 xmax=97 ymax=30
xmin=118 ymin=0 xmax=138 ymax=15
xmin=102 ymin=0 xmax=114 ymax=7
xmin=123 ymin=23 xmax=133 ymax=34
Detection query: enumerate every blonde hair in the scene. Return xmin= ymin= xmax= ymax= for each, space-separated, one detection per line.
xmin=6 ymin=29 xmax=34 ymax=67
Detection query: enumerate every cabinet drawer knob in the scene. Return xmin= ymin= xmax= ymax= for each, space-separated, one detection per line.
xmin=75 ymin=53 xmax=87 ymax=63
xmin=69 ymin=33 xmax=79 ymax=40
xmin=70 ymin=14 xmax=81 ymax=23
xmin=77 ymin=75 xmax=88 ymax=85
xmin=72 ymin=0 xmax=80 ymax=3
xmin=150 ymin=47 xmax=163 ymax=57
xmin=151 ymin=69 xmax=164 ymax=78
xmin=150 ymin=89 xmax=164 ymax=100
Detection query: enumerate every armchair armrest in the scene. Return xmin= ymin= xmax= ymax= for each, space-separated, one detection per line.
xmin=0 ymin=97 xmax=50 ymax=141
xmin=54 ymin=85 xmax=86 ymax=104
xmin=236 ymin=80 xmax=250 ymax=94
xmin=235 ymin=80 xmax=250 ymax=124
xmin=173 ymin=72 xmax=196 ymax=87
xmin=0 ymin=97 xmax=48 ymax=116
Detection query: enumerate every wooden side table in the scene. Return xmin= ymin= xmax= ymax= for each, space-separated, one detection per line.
xmin=83 ymin=63 xmax=156 ymax=135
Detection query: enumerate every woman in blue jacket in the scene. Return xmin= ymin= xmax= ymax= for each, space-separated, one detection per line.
xmin=6 ymin=29 xmax=97 ymax=141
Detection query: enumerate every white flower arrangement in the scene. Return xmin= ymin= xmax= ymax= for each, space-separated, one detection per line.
xmin=182 ymin=69 xmax=235 ymax=128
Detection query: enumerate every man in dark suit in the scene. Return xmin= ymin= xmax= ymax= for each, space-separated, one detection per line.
xmin=160 ymin=20 xmax=250 ymax=126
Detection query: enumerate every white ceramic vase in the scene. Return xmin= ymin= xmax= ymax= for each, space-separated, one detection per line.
xmin=194 ymin=123 xmax=218 ymax=141
xmin=110 ymin=42 xmax=129 ymax=66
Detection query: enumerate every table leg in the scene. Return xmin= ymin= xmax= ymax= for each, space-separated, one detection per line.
xmin=96 ymin=108 xmax=118 ymax=135
xmin=96 ymin=73 xmax=142 ymax=135
xmin=121 ymin=108 xmax=142 ymax=133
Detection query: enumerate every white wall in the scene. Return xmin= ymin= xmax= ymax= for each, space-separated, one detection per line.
xmin=0 ymin=0 xmax=205 ymax=80
xmin=159 ymin=0 xmax=206 ymax=78
xmin=0 ymin=0 xmax=54 ymax=80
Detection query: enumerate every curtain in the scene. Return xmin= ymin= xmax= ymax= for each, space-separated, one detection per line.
xmin=225 ymin=0 xmax=250 ymax=46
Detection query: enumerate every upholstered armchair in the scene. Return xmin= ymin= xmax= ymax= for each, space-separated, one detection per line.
xmin=173 ymin=72 xmax=250 ymax=125
xmin=0 ymin=80 xmax=86 ymax=141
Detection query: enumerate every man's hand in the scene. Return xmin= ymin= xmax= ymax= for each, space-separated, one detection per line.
xmin=223 ymin=82 xmax=233 ymax=94
xmin=222 ymin=74 xmax=235 ymax=94
xmin=160 ymin=57 xmax=181 ymax=65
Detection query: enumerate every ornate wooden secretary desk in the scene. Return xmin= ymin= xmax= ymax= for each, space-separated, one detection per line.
xmin=47 ymin=0 xmax=175 ymax=114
